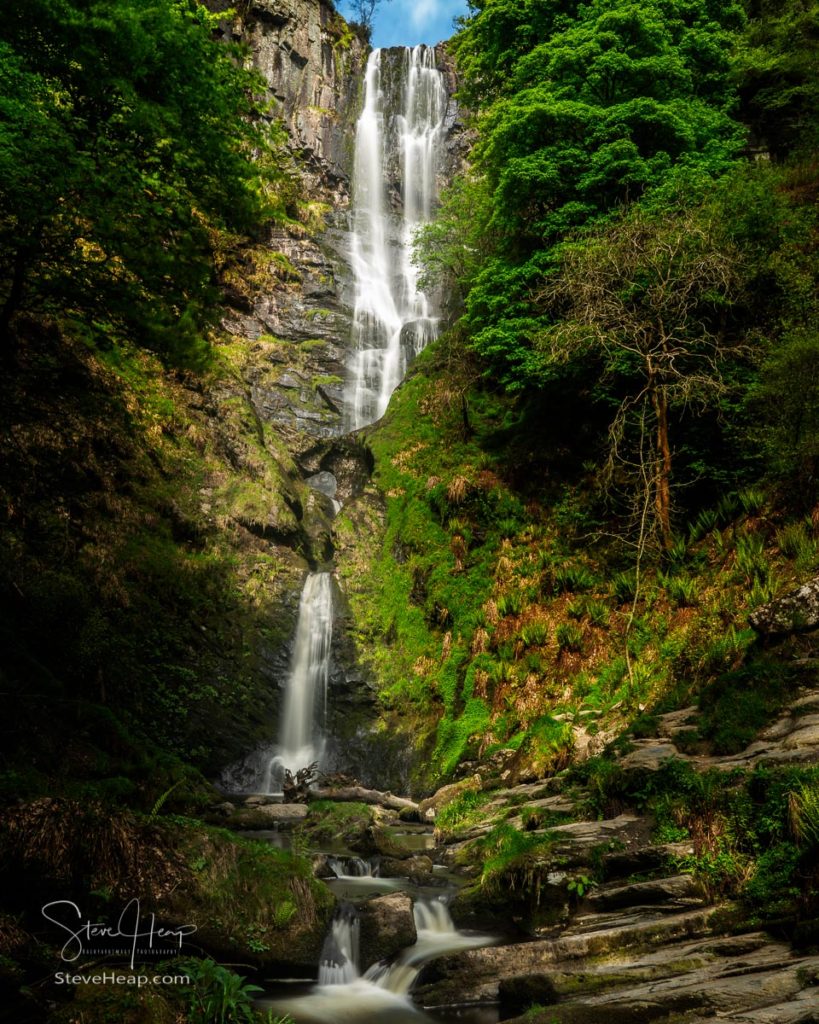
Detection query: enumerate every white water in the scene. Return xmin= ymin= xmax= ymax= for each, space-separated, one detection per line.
xmin=319 ymin=908 xmax=361 ymax=986
xmin=263 ymin=572 xmax=334 ymax=792
xmin=328 ymin=856 xmax=379 ymax=878
xmin=346 ymin=45 xmax=448 ymax=429
xmin=262 ymin=899 xmax=495 ymax=1022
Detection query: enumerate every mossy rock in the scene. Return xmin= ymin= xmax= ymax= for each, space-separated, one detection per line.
xmin=297 ymin=800 xmax=376 ymax=849
xmin=157 ymin=821 xmax=335 ymax=971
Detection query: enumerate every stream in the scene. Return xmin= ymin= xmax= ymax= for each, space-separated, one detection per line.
xmin=254 ymin=826 xmax=500 ymax=1024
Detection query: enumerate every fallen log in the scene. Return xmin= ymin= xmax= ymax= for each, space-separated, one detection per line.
xmin=312 ymin=786 xmax=419 ymax=813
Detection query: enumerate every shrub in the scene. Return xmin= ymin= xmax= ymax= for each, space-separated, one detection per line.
xmin=735 ymin=534 xmax=769 ymax=584
xmin=552 ymin=565 xmax=597 ymax=594
xmin=611 ymin=570 xmax=638 ymax=604
xmin=556 ymin=623 xmax=583 ymax=653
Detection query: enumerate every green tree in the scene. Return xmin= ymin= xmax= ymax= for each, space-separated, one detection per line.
xmin=735 ymin=0 xmax=819 ymax=158
xmin=0 ymin=0 xmax=291 ymax=362
xmin=754 ymin=332 xmax=819 ymax=509
xmin=442 ymin=0 xmax=746 ymax=391
xmin=539 ymin=201 xmax=745 ymax=548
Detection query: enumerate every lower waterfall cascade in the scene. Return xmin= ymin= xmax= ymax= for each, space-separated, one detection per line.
xmin=262 ymin=570 xmax=334 ymax=792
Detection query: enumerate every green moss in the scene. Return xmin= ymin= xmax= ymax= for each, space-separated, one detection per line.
xmin=299 ymin=800 xmax=375 ymax=847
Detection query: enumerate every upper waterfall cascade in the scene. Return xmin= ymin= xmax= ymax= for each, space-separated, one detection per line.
xmin=346 ymin=45 xmax=448 ymax=429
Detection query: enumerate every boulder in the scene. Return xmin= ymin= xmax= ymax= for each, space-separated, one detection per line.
xmin=419 ymin=776 xmax=482 ymax=822
xmin=358 ymin=893 xmax=417 ymax=971
xmin=379 ymin=854 xmax=434 ymax=883
xmin=750 ymin=575 xmax=819 ymax=635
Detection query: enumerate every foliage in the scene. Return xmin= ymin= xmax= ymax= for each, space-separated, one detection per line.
xmin=435 ymin=789 xmax=491 ymax=836
xmin=180 ymin=959 xmax=263 ymax=1024
xmin=540 ymin=200 xmax=745 ymax=548
xmin=433 ymin=0 xmax=746 ymax=399
xmin=752 ymin=332 xmax=819 ymax=509
xmin=0 ymin=0 xmax=293 ymax=362
xmin=734 ymin=0 xmax=819 ymax=157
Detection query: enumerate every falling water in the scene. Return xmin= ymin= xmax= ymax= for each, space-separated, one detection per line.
xmin=328 ymin=856 xmax=379 ymax=879
xmin=319 ymin=906 xmax=361 ymax=986
xmin=346 ymin=46 xmax=448 ymax=429
xmin=263 ymin=572 xmax=334 ymax=793
xmin=261 ymin=899 xmax=495 ymax=1022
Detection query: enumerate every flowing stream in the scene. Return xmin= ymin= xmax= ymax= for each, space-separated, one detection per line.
xmin=346 ymin=45 xmax=448 ymax=429
xmin=261 ymin=898 xmax=496 ymax=1023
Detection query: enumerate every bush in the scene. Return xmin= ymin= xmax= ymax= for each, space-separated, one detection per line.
xmin=556 ymin=623 xmax=583 ymax=653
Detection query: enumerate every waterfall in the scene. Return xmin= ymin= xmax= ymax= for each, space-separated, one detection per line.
xmin=262 ymin=898 xmax=495 ymax=1021
xmin=346 ymin=45 xmax=448 ymax=430
xmin=320 ymin=899 xmax=491 ymax=993
xmin=263 ymin=572 xmax=334 ymax=792
xmin=319 ymin=906 xmax=361 ymax=986
xmin=328 ymin=856 xmax=379 ymax=879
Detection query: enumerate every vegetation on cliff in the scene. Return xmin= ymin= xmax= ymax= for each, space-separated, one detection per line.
xmin=343 ymin=0 xmax=819 ymax=786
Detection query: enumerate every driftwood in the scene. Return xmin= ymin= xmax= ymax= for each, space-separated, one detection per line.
xmin=283 ymin=761 xmax=320 ymax=803
xmin=312 ymin=785 xmax=419 ymax=813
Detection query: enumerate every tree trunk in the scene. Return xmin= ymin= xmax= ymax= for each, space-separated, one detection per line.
xmin=652 ymin=386 xmax=673 ymax=550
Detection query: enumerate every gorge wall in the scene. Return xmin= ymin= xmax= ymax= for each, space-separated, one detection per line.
xmin=203 ymin=0 xmax=467 ymax=790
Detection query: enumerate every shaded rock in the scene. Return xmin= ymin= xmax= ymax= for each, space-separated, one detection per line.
xmin=750 ymin=576 xmax=819 ymax=635
xmin=311 ymin=854 xmax=337 ymax=880
xmin=588 ymin=874 xmax=704 ymax=912
xmin=223 ymin=803 xmax=309 ymax=829
xmin=379 ymin=854 xmax=433 ymax=882
xmin=358 ymin=892 xmax=417 ymax=971
xmin=498 ymin=974 xmax=559 ymax=1014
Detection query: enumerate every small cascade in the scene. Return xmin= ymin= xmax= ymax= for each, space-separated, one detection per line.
xmin=264 ymin=897 xmax=495 ymax=1021
xmin=346 ymin=45 xmax=448 ymax=429
xmin=328 ymin=856 xmax=379 ymax=879
xmin=364 ymin=898 xmax=491 ymax=996
xmin=262 ymin=571 xmax=334 ymax=793
xmin=318 ymin=906 xmax=360 ymax=986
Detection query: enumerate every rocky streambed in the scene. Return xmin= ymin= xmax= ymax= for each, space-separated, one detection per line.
xmin=214 ymin=679 xmax=819 ymax=1023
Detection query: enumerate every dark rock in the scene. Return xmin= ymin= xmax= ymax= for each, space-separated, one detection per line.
xmin=498 ymin=974 xmax=559 ymax=1014
xmin=379 ymin=855 xmax=434 ymax=882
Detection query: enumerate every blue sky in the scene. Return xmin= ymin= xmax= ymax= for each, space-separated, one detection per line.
xmin=336 ymin=0 xmax=469 ymax=48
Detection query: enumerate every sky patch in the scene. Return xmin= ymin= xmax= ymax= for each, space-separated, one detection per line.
xmin=336 ymin=0 xmax=468 ymax=48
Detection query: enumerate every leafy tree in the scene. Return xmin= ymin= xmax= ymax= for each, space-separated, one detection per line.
xmin=452 ymin=0 xmax=582 ymax=107
xmin=540 ymin=202 xmax=745 ymax=548
xmin=754 ymin=332 xmax=819 ymax=509
xmin=735 ymin=0 xmax=819 ymax=158
xmin=0 ymin=0 xmax=292 ymax=362
xmin=441 ymin=0 xmax=746 ymax=391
